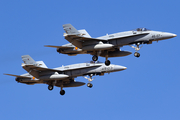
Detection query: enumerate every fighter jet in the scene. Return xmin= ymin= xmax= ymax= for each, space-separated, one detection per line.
xmin=4 ymin=55 xmax=127 ymax=95
xmin=45 ymin=24 xmax=177 ymax=66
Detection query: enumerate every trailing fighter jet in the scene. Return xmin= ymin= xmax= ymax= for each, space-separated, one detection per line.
xmin=45 ymin=24 xmax=177 ymax=66
xmin=4 ymin=55 xmax=126 ymax=95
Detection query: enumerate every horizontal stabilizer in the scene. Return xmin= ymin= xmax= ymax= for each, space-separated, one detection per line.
xmin=44 ymin=45 xmax=74 ymax=49
xmin=4 ymin=73 xmax=31 ymax=78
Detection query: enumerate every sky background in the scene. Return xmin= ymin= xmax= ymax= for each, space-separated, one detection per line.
xmin=0 ymin=0 xmax=180 ymax=120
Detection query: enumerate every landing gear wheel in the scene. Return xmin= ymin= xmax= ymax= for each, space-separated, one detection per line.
xmin=87 ymin=83 xmax=93 ymax=88
xmin=105 ymin=60 xmax=111 ymax=66
xmin=134 ymin=52 xmax=140 ymax=57
xmin=48 ymin=85 xmax=53 ymax=91
xmin=60 ymin=90 xmax=65 ymax=95
xmin=92 ymin=55 xmax=98 ymax=61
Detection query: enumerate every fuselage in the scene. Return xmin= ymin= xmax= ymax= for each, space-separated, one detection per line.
xmin=58 ymin=28 xmax=176 ymax=56
xmin=16 ymin=62 xmax=126 ymax=84
xmin=98 ymin=28 xmax=176 ymax=46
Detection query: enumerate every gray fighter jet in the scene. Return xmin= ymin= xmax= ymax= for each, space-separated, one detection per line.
xmin=45 ymin=24 xmax=177 ymax=66
xmin=4 ymin=55 xmax=126 ymax=95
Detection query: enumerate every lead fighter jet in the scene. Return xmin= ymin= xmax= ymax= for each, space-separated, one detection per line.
xmin=4 ymin=55 xmax=126 ymax=95
xmin=45 ymin=24 xmax=177 ymax=66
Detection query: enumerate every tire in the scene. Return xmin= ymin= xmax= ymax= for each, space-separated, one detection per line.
xmin=105 ymin=60 xmax=111 ymax=66
xmin=134 ymin=52 xmax=140 ymax=57
xmin=60 ymin=90 xmax=65 ymax=95
xmin=48 ymin=85 xmax=53 ymax=90
xmin=87 ymin=83 xmax=93 ymax=88
xmin=92 ymin=55 xmax=98 ymax=61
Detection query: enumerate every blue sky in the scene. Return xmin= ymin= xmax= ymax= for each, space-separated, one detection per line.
xmin=0 ymin=0 xmax=179 ymax=120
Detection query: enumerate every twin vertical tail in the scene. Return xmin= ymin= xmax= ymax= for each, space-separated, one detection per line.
xmin=63 ymin=24 xmax=80 ymax=35
xmin=21 ymin=55 xmax=48 ymax=78
xmin=22 ymin=55 xmax=36 ymax=64
xmin=63 ymin=24 xmax=91 ymax=38
xmin=21 ymin=55 xmax=47 ymax=68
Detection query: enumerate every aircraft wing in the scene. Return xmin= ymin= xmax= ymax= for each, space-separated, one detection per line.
xmin=4 ymin=73 xmax=31 ymax=78
xmin=22 ymin=64 xmax=62 ymax=72
xmin=22 ymin=63 xmax=102 ymax=72
xmin=44 ymin=45 xmax=74 ymax=49
xmin=65 ymin=32 xmax=149 ymax=42
xmin=58 ymin=64 xmax=102 ymax=71
xmin=65 ymin=34 xmax=108 ymax=42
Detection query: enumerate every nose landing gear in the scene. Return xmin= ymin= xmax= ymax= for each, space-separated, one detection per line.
xmin=134 ymin=52 xmax=140 ymax=57
xmin=87 ymin=83 xmax=93 ymax=88
xmin=130 ymin=43 xmax=143 ymax=58
xmin=84 ymin=74 xmax=95 ymax=88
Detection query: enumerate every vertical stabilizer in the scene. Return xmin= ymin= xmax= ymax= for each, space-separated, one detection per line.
xmin=63 ymin=24 xmax=80 ymax=35
xmin=21 ymin=55 xmax=47 ymax=78
xmin=22 ymin=55 xmax=36 ymax=64
xmin=78 ymin=29 xmax=91 ymax=38
xmin=36 ymin=61 xmax=48 ymax=68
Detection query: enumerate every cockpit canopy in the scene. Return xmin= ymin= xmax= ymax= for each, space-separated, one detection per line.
xmin=136 ymin=28 xmax=150 ymax=31
xmin=87 ymin=61 xmax=103 ymax=64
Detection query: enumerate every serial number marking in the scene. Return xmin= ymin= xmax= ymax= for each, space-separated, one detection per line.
xmin=102 ymin=66 xmax=113 ymax=71
xmin=152 ymin=34 xmax=161 ymax=39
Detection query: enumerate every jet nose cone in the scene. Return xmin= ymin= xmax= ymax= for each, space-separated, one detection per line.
xmin=114 ymin=65 xmax=127 ymax=71
xmin=172 ymin=34 xmax=177 ymax=37
xmin=163 ymin=32 xmax=177 ymax=39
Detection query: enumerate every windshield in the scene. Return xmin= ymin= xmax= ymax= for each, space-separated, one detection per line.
xmin=136 ymin=28 xmax=150 ymax=31
xmin=86 ymin=61 xmax=103 ymax=64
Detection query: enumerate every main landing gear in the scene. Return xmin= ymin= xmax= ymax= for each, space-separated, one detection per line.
xmin=60 ymin=90 xmax=65 ymax=95
xmin=92 ymin=54 xmax=110 ymax=66
xmin=84 ymin=74 xmax=95 ymax=88
xmin=48 ymin=84 xmax=65 ymax=96
xmin=48 ymin=85 xmax=54 ymax=90
xmin=60 ymin=84 xmax=65 ymax=95
xmin=92 ymin=55 xmax=98 ymax=61
xmin=130 ymin=43 xmax=143 ymax=58
xmin=105 ymin=55 xmax=110 ymax=66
